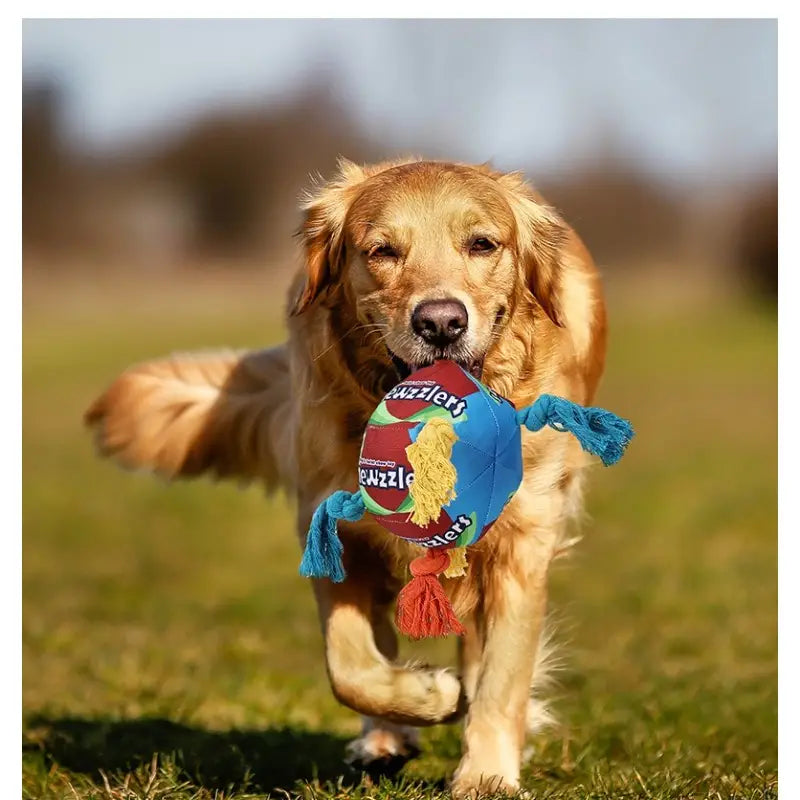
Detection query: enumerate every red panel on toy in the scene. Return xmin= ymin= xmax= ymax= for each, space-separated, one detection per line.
xmin=381 ymin=506 xmax=453 ymax=539
xmin=378 ymin=510 xmax=501 ymax=547
xmin=382 ymin=360 xmax=479 ymax=420
xmin=357 ymin=421 xmax=416 ymax=513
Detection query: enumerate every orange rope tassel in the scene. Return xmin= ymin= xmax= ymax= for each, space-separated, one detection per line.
xmin=395 ymin=548 xmax=465 ymax=639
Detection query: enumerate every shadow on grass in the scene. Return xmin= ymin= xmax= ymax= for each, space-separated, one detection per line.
xmin=24 ymin=715 xmax=416 ymax=794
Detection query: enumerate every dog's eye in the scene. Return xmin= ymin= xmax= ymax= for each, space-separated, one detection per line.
xmin=368 ymin=244 xmax=398 ymax=260
xmin=469 ymin=237 xmax=497 ymax=254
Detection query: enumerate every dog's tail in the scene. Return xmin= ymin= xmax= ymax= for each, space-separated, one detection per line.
xmin=84 ymin=346 xmax=295 ymax=492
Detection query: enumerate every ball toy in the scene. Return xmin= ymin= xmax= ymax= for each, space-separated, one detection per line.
xmin=299 ymin=360 xmax=634 ymax=638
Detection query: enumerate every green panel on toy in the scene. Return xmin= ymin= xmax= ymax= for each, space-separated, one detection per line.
xmin=299 ymin=359 xmax=635 ymax=639
xmin=357 ymin=360 xmax=522 ymax=549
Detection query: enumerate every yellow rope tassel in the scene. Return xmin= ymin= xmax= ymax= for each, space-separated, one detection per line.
xmin=443 ymin=547 xmax=468 ymax=578
xmin=406 ymin=417 xmax=459 ymax=526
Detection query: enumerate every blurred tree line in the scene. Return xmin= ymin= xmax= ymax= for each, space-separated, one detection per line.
xmin=22 ymin=79 xmax=776 ymax=297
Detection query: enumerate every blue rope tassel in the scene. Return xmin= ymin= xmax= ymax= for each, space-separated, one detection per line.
xmin=299 ymin=490 xmax=366 ymax=582
xmin=517 ymin=395 xmax=634 ymax=466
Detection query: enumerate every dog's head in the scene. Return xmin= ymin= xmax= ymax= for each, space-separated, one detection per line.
xmin=290 ymin=158 xmax=570 ymax=387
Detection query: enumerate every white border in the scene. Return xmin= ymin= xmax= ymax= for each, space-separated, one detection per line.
xmin=15 ymin=6 xmax=785 ymax=19
xmin=9 ymin=13 xmax=22 ymax=798
xmin=777 ymin=12 xmax=793 ymax=800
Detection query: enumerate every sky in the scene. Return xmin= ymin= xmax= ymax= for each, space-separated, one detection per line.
xmin=22 ymin=19 xmax=777 ymax=183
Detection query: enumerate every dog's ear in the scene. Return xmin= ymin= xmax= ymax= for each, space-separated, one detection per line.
xmin=497 ymin=172 xmax=570 ymax=327
xmin=290 ymin=159 xmax=367 ymax=316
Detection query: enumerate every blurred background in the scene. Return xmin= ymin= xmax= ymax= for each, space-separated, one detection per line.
xmin=23 ymin=18 xmax=777 ymax=291
xmin=22 ymin=19 xmax=778 ymax=800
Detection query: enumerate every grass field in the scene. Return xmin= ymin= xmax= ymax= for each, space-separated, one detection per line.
xmin=22 ymin=271 xmax=777 ymax=799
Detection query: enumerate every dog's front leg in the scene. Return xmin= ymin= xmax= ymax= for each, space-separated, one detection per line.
xmin=451 ymin=522 xmax=555 ymax=798
xmin=306 ymin=524 xmax=463 ymax=728
xmin=346 ymin=606 xmax=420 ymax=768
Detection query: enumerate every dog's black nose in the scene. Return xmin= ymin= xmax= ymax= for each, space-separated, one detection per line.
xmin=411 ymin=299 xmax=468 ymax=348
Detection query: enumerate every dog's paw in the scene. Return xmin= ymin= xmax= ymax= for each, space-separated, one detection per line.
xmin=344 ymin=719 xmax=420 ymax=777
xmin=450 ymin=773 xmax=526 ymax=799
xmin=393 ymin=666 xmax=465 ymax=723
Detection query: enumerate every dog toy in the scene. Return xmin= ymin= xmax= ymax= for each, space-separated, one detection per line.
xmin=299 ymin=360 xmax=633 ymax=639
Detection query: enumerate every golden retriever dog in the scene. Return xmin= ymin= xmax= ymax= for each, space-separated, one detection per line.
xmin=85 ymin=157 xmax=607 ymax=797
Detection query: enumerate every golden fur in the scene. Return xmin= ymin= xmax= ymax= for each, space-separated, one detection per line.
xmin=86 ymin=158 xmax=608 ymax=797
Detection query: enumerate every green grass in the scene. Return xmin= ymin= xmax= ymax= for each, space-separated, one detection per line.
xmin=22 ymin=276 xmax=777 ymax=799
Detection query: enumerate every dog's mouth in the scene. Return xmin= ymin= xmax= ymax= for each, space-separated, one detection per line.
xmin=388 ymin=350 xmax=485 ymax=382
xmin=376 ymin=307 xmax=507 ymax=392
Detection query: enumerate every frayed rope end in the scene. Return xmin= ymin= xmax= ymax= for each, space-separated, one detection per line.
xmin=517 ymin=395 xmax=634 ymax=466
xmin=299 ymin=490 xmax=365 ymax=583
xmin=406 ymin=417 xmax=459 ymax=525
xmin=395 ymin=549 xmax=465 ymax=639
